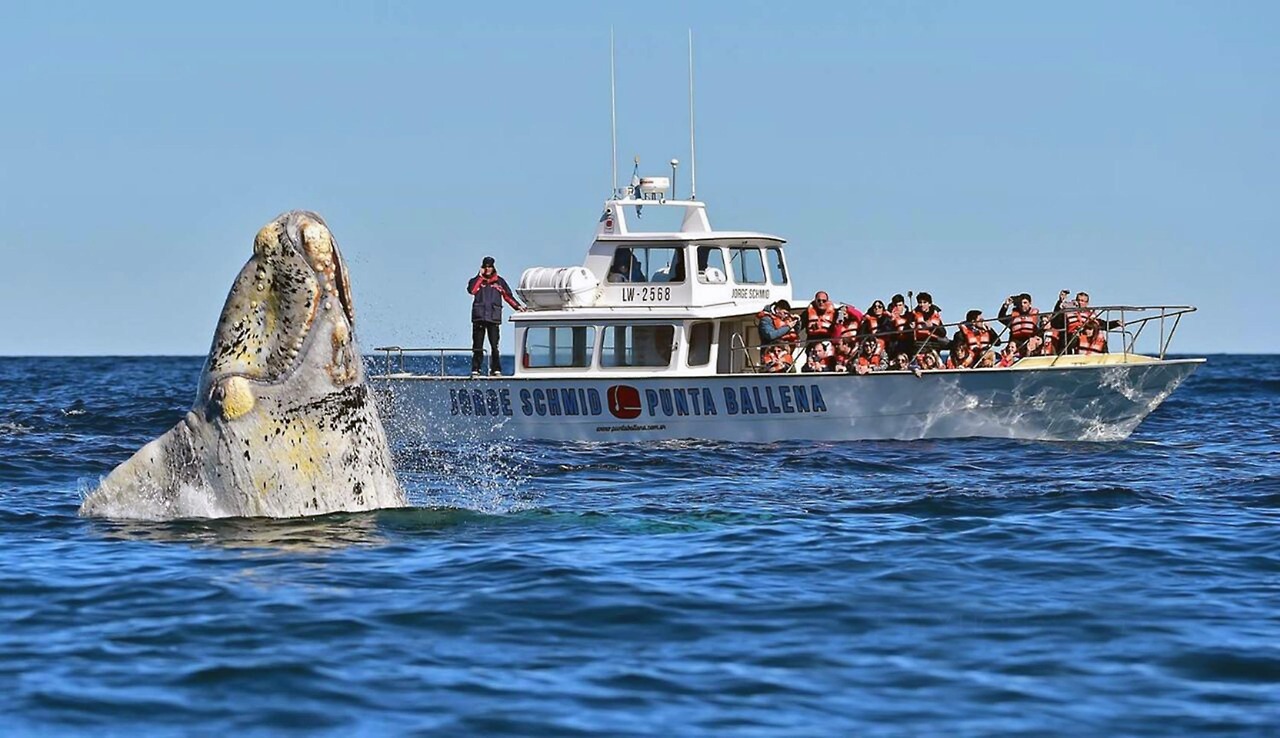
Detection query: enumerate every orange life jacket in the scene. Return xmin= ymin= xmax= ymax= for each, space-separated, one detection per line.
xmin=884 ymin=312 xmax=910 ymax=340
xmin=762 ymin=345 xmax=795 ymax=372
xmin=1064 ymin=306 xmax=1095 ymax=334
xmin=806 ymin=341 xmax=834 ymax=372
xmin=1040 ymin=328 xmax=1058 ymax=354
xmin=806 ymin=303 xmax=837 ymax=338
xmin=1077 ymin=330 xmax=1107 ymax=355
xmin=854 ymin=354 xmax=880 ymax=372
xmin=912 ymin=308 xmax=943 ymax=341
xmin=757 ymin=310 xmax=799 ymax=344
xmin=1009 ymin=308 xmax=1040 ymax=340
xmin=959 ymin=323 xmax=992 ymax=355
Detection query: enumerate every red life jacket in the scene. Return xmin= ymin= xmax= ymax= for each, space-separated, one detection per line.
xmin=806 ymin=341 xmax=834 ymax=372
xmin=757 ymin=310 xmax=799 ymax=343
xmin=1077 ymin=330 xmax=1108 ymax=355
xmin=833 ymin=345 xmax=855 ymax=372
xmin=855 ymin=354 xmax=880 ymax=372
xmin=912 ymin=308 xmax=943 ymax=341
xmin=884 ymin=312 xmax=910 ymax=341
xmin=959 ymin=324 xmax=992 ymax=355
xmin=806 ymin=303 xmax=837 ymax=338
xmin=762 ymin=345 xmax=794 ymax=372
xmin=1009 ymin=308 xmax=1040 ymax=340
xmin=1064 ymin=306 xmax=1095 ymax=334
xmin=1041 ymin=328 xmax=1058 ymax=354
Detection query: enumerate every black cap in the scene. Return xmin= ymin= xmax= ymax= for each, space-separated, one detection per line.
xmin=481 ymin=256 xmax=495 ymax=268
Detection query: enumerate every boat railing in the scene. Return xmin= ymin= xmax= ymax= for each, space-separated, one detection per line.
xmin=748 ymin=303 xmax=1196 ymax=373
xmin=371 ymin=346 xmax=474 ymax=376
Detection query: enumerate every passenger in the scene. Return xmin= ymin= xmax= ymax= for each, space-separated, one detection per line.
xmin=946 ymin=340 xmax=974 ymax=369
xmin=805 ymin=291 xmax=838 ymax=341
xmin=997 ymin=342 xmax=1019 ymax=367
xmin=757 ymin=299 xmax=800 ymax=345
xmin=1055 ymin=291 xmax=1124 ymax=353
xmin=1040 ymin=326 xmax=1059 ymax=355
xmin=761 ymin=344 xmax=795 ymax=373
xmin=1024 ymin=335 xmax=1055 ymax=357
xmin=976 ymin=350 xmax=997 ymax=368
xmin=854 ymin=337 xmax=884 ymax=375
xmin=882 ymin=294 xmax=913 ymax=358
xmin=804 ymin=340 xmax=835 ymax=373
xmin=953 ymin=310 xmax=1001 ymax=364
xmin=1075 ymin=320 xmax=1109 ymax=355
xmin=910 ymin=292 xmax=947 ymax=353
xmin=858 ymin=300 xmax=888 ymax=352
xmin=832 ymin=339 xmax=856 ymax=373
xmin=830 ymin=305 xmax=858 ymax=343
xmin=888 ymin=352 xmax=912 ymax=372
xmin=998 ymin=293 xmax=1042 ymax=356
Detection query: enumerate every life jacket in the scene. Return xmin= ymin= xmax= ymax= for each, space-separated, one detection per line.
xmin=1064 ymin=306 xmax=1095 ymax=334
xmin=762 ymin=345 xmax=794 ymax=373
xmin=757 ymin=310 xmax=799 ymax=344
xmin=806 ymin=303 xmax=837 ymax=338
xmin=884 ymin=312 xmax=910 ymax=341
xmin=1009 ymin=308 xmax=1040 ymax=340
xmin=959 ymin=323 xmax=992 ymax=355
xmin=831 ymin=343 xmax=854 ymax=372
xmin=1077 ymin=330 xmax=1108 ymax=355
xmin=854 ymin=354 xmax=880 ymax=373
xmin=912 ymin=307 xmax=943 ymax=341
xmin=1040 ymin=328 xmax=1058 ymax=354
xmin=805 ymin=341 xmax=834 ymax=372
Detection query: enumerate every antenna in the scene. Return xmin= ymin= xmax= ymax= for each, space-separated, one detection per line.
xmin=688 ymin=29 xmax=697 ymax=200
xmin=610 ymin=29 xmax=618 ymax=196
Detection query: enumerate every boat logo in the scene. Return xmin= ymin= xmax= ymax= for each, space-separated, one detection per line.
xmin=607 ymin=384 xmax=642 ymax=419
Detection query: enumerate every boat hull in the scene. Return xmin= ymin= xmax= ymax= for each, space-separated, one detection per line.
xmin=371 ymin=358 xmax=1203 ymax=443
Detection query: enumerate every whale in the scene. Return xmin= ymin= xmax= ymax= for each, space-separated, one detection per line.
xmin=81 ymin=210 xmax=406 ymax=519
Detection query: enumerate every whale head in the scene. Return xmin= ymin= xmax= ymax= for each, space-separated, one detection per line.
xmin=81 ymin=210 xmax=405 ymax=519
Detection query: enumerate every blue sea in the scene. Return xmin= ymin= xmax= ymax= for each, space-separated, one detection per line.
xmin=0 ymin=355 xmax=1277 ymax=736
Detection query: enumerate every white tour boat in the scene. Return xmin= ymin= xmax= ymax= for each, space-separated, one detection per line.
xmin=371 ymin=184 xmax=1202 ymax=443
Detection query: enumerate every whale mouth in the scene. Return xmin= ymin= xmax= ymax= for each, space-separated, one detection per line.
xmin=200 ymin=211 xmax=356 ymax=394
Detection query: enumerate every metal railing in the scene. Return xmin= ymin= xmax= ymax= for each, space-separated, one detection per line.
xmin=736 ymin=303 xmax=1198 ymax=373
xmin=372 ymin=346 xmax=475 ymax=376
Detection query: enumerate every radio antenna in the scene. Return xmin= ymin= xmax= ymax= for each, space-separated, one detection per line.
xmin=610 ymin=28 xmax=619 ymax=196
xmin=688 ymin=29 xmax=697 ymax=200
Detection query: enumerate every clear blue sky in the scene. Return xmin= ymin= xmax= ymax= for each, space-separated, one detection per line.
xmin=1 ymin=1 xmax=1275 ymax=355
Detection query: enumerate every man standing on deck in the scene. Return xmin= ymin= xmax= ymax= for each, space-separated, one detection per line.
xmin=467 ymin=256 xmax=526 ymax=376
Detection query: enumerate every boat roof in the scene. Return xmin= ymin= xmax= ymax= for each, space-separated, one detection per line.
xmin=511 ymin=301 xmax=757 ymax=322
xmin=594 ymin=231 xmax=785 ymax=244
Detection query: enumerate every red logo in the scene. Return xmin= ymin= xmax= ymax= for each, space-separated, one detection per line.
xmin=607 ymin=385 xmax=642 ymax=419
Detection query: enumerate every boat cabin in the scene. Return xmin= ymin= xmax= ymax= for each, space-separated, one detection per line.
xmin=513 ymin=187 xmax=792 ymax=377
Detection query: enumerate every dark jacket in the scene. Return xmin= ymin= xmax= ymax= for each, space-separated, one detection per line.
xmin=467 ymin=273 xmax=521 ymax=323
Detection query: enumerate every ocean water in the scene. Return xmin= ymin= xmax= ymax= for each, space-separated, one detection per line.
xmin=0 ymin=354 xmax=1277 ymax=736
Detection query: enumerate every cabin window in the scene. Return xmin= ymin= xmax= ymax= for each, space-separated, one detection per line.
xmin=687 ymin=322 xmax=714 ymax=366
xmin=523 ymin=326 xmax=596 ymax=368
xmin=696 ymin=246 xmax=727 ymax=284
xmin=729 ymin=247 xmax=766 ymax=284
xmin=766 ymin=246 xmax=788 ymax=285
xmin=601 ymin=325 xmax=675 ymax=367
xmin=607 ymin=246 xmax=686 ymax=284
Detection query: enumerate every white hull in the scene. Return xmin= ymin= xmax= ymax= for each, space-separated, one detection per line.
xmin=372 ymin=358 xmax=1202 ymax=443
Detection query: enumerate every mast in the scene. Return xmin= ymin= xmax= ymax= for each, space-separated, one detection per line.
xmin=610 ymin=29 xmax=618 ymax=196
xmin=688 ymin=29 xmax=697 ymax=200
